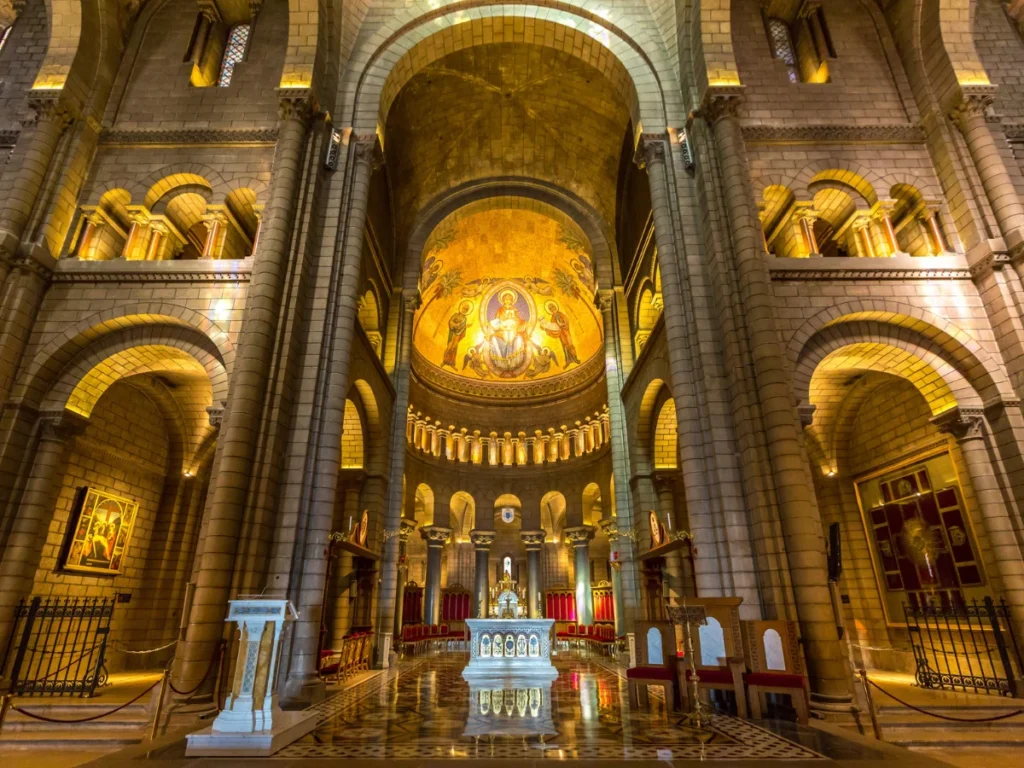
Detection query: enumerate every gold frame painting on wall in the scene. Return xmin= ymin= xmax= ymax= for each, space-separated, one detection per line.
xmin=59 ymin=487 xmax=139 ymax=575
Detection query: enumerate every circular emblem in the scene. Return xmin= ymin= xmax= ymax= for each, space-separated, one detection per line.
xmin=501 ymin=506 xmax=515 ymax=524
xmin=650 ymin=510 xmax=662 ymax=547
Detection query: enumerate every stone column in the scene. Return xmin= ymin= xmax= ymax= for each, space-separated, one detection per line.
xmin=393 ymin=518 xmax=417 ymax=637
xmin=0 ymin=95 xmax=73 ymax=288
xmin=598 ymin=518 xmax=624 ymax=636
xmin=420 ymin=526 xmax=450 ymax=625
xmin=521 ymin=530 xmax=545 ymax=619
xmin=565 ymin=526 xmax=596 ymax=626
xmin=373 ymin=292 xmax=417 ymax=665
xmin=470 ymin=530 xmax=495 ymax=618
xmin=951 ymin=89 xmax=1024 ymax=250
xmin=697 ymin=91 xmax=849 ymax=703
xmin=174 ymin=92 xmax=315 ymax=691
xmin=0 ymin=411 xmax=87 ymax=658
xmin=0 ymin=256 xmax=52 ymax=406
xmin=932 ymin=408 xmax=1024 ymax=641
xmin=597 ymin=290 xmax=642 ymax=630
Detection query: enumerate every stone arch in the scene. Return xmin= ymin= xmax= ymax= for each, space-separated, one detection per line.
xmin=340 ymin=397 xmax=365 ymax=469
xmin=280 ymin=0 xmax=318 ymax=89
xmin=33 ymin=0 xmax=82 ymax=91
xmin=540 ymin=490 xmax=566 ymax=540
xmin=344 ymin=2 xmax=680 ymax=137
xmin=414 ymin=482 xmax=435 ymax=526
xmin=351 ymin=377 xmax=385 ymax=474
xmin=142 ymin=172 xmax=217 ymax=210
xmin=403 ymin=177 xmax=618 ymax=297
xmin=786 ymin=300 xmax=1013 ymax=406
xmin=581 ymin=482 xmax=602 ymax=526
xmin=636 ymin=378 xmax=669 ymax=471
xmin=651 ymin=395 xmax=678 ymax=470
xmin=451 ymin=491 xmax=476 ymax=540
xmin=19 ymin=311 xmax=231 ymax=412
xmin=790 ymin=165 xmax=883 ymax=205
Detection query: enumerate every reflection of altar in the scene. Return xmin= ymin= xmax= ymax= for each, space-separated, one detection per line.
xmin=463 ymin=678 xmax=557 ymax=738
xmin=463 ymin=618 xmax=558 ymax=681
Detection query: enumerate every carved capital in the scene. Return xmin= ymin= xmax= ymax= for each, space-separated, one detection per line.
xmin=197 ymin=0 xmax=221 ymax=22
xmin=798 ymin=402 xmax=817 ymax=429
xmin=564 ymin=525 xmax=596 ymax=546
xmin=38 ymin=410 xmax=88 ymax=442
xmin=931 ymin=407 xmax=986 ymax=442
xmin=277 ymin=89 xmax=317 ymax=126
xmin=969 ymin=249 xmax=1011 ymax=279
xmin=403 ymin=290 xmax=422 ymax=313
xmin=420 ymin=525 xmax=452 ymax=547
xmin=469 ymin=529 xmax=496 ymax=550
xmin=596 ymin=289 xmax=615 ymax=313
xmin=23 ymin=96 xmax=74 ymax=130
xmin=697 ymin=87 xmax=745 ymax=125
xmin=597 ymin=518 xmax=619 ymax=541
xmin=353 ymin=137 xmax=384 ymax=171
xmin=520 ymin=529 xmax=546 ymax=549
xmin=13 ymin=254 xmax=53 ymax=282
xmin=635 ymin=133 xmax=669 ymax=169
xmin=950 ymin=87 xmax=998 ymax=130
xmin=398 ymin=517 xmax=418 ymax=542
xmin=206 ymin=405 xmax=225 ymax=428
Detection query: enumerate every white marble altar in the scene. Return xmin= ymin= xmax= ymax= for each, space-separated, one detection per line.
xmin=462 ymin=618 xmax=558 ymax=681
xmin=462 ymin=678 xmax=557 ymax=738
xmin=186 ymin=598 xmax=318 ymax=757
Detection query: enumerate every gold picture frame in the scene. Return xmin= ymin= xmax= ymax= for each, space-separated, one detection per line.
xmin=60 ymin=487 xmax=139 ymax=575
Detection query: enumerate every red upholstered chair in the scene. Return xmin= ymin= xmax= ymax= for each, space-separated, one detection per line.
xmin=676 ymin=597 xmax=747 ymax=718
xmin=742 ymin=620 xmax=810 ymax=723
xmin=627 ymin=621 xmax=678 ymax=710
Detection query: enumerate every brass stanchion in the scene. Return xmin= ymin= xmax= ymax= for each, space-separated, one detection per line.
xmin=859 ymin=669 xmax=883 ymax=740
xmin=150 ymin=668 xmax=170 ymax=741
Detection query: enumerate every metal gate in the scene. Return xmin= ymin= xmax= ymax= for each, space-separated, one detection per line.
xmin=1 ymin=596 xmax=114 ymax=697
xmin=904 ymin=596 xmax=1022 ymax=697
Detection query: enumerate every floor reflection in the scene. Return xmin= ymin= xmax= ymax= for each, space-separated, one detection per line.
xmin=278 ymin=655 xmax=826 ymax=760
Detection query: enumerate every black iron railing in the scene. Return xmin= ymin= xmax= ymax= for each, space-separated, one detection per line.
xmin=1 ymin=596 xmax=114 ymax=697
xmin=904 ymin=596 xmax=1022 ymax=697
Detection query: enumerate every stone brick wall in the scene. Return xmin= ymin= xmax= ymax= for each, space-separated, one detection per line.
xmin=733 ymin=0 xmax=910 ymax=125
xmin=0 ymin=0 xmax=47 ymax=130
xmin=106 ymin=0 xmax=288 ymax=131
xmin=31 ymin=381 xmax=175 ymax=669
xmin=975 ymin=0 xmax=1024 ymax=122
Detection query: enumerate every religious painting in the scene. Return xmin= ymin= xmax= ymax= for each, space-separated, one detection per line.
xmin=357 ymin=510 xmax=369 ymax=547
xmin=60 ymin=487 xmax=139 ymax=575
xmin=412 ymin=208 xmax=603 ymax=391
xmin=649 ymin=510 xmax=663 ymax=548
xmin=855 ymin=449 xmax=987 ymax=626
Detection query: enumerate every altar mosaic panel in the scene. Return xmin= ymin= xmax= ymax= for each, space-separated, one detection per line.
xmin=275 ymin=656 xmax=825 ymax=760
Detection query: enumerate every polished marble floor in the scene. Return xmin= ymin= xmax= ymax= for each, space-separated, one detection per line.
xmin=123 ymin=653 xmax=958 ymax=766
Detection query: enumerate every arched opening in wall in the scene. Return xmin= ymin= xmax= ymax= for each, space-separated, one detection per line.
xmin=810 ymin=187 xmax=857 ymax=258
xmin=358 ymin=289 xmax=382 ymax=359
xmin=760 ymin=185 xmax=796 ymax=257
xmin=802 ymin=337 xmax=992 ymax=672
xmin=492 ymin=494 xmax=523 ymax=585
xmin=75 ymin=190 xmax=132 ymax=261
xmin=223 ymin=188 xmax=260 ymax=259
xmin=445 ymin=491 xmax=476 ymax=589
xmin=540 ymin=490 xmax=570 ymax=590
xmin=634 ymin=280 xmax=661 ymax=355
xmin=582 ymin=483 xmax=602 ymax=526
xmin=651 ymin=395 xmax=678 ymax=471
xmin=414 ymin=484 xmax=434 ymax=528
xmin=37 ymin=341 xmax=218 ymax=673
xmin=341 ymin=398 xmax=365 ymax=469
xmin=890 ymin=184 xmax=947 ymax=256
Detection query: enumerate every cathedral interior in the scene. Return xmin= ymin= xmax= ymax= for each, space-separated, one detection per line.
xmin=0 ymin=0 xmax=1023 ymax=765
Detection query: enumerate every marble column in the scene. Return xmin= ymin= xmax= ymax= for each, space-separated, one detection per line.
xmin=598 ymin=518 xmax=624 ymax=636
xmin=393 ymin=518 xmax=418 ymax=637
xmin=698 ymin=93 xmax=849 ymax=703
xmin=420 ymin=526 xmax=450 ymax=625
xmin=932 ymin=408 xmax=1024 ymax=642
xmin=470 ymin=530 xmax=496 ymax=618
xmin=174 ymin=92 xmax=315 ymax=691
xmin=565 ymin=526 xmax=596 ymax=626
xmin=521 ymin=530 xmax=545 ymax=619
xmin=0 ymin=411 xmax=87 ymax=657
xmin=951 ymin=90 xmax=1024 ymax=249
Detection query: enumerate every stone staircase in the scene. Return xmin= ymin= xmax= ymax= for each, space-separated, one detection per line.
xmin=0 ymin=699 xmax=152 ymax=750
xmin=871 ymin=701 xmax=1024 ymax=750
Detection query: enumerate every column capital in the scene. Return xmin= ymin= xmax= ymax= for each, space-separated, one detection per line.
xmin=597 ymin=518 xmax=619 ymax=541
xmin=798 ymin=402 xmax=817 ymax=429
xmin=950 ymin=86 xmax=999 ymax=130
xmin=38 ymin=409 xmax=88 ymax=442
xmin=398 ymin=517 xmax=418 ymax=542
xmin=520 ymin=529 xmax=546 ymax=549
xmin=469 ymin=529 xmax=496 ymax=550
xmin=596 ymin=289 xmax=615 ymax=313
xmin=564 ymin=525 xmax=596 ymax=546
xmin=206 ymin=404 xmax=225 ymax=428
xmin=696 ymin=86 xmax=746 ymax=125
xmin=353 ymin=137 xmax=384 ymax=171
xmin=931 ymin=407 xmax=986 ymax=442
xmin=635 ymin=133 xmax=671 ymax=170
xmin=420 ymin=525 xmax=452 ymax=547
xmin=277 ymin=89 xmax=318 ymax=126
xmin=23 ymin=94 xmax=75 ymax=130
xmin=403 ymin=289 xmax=422 ymax=313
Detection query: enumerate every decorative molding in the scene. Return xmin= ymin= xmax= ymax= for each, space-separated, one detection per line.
xmin=469 ymin=529 xmax=497 ymax=549
xmin=1003 ymin=122 xmax=1024 ymax=142
xmin=520 ymin=530 xmax=547 ymax=548
xmin=743 ymin=124 xmax=925 ymax=144
xmin=0 ymin=129 xmax=18 ymax=146
xmin=100 ymin=128 xmax=279 ymax=146
xmin=412 ymin=347 xmax=604 ymax=404
xmin=420 ymin=525 xmax=452 ymax=546
xmin=769 ymin=267 xmax=970 ymax=281
xmin=563 ymin=525 xmax=596 ymax=545
xmin=52 ymin=259 xmax=253 ymax=283
xmin=931 ymin=407 xmax=986 ymax=442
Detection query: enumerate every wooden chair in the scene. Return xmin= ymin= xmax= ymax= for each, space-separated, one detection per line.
xmin=742 ymin=620 xmax=810 ymax=724
xmin=627 ymin=621 xmax=678 ymax=711
xmin=675 ymin=597 xmax=747 ymax=718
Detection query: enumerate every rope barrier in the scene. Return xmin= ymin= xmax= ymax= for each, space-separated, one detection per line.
xmin=866 ymin=678 xmax=1024 ymax=722
xmin=849 ymin=643 xmax=912 ymax=654
xmin=9 ymin=676 xmax=162 ymax=724
xmin=113 ymin=640 xmax=177 ymax=655
xmin=168 ymin=645 xmax=221 ymax=697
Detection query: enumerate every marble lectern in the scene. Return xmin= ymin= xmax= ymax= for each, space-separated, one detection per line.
xmin=186 ymin=599 xmax=318 ymax=757
xmin=462 ymin=618 xmax=558 ymax=681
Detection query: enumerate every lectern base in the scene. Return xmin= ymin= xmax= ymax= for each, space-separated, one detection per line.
xmin=185 ymin=710 xmax=318 ymax=757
